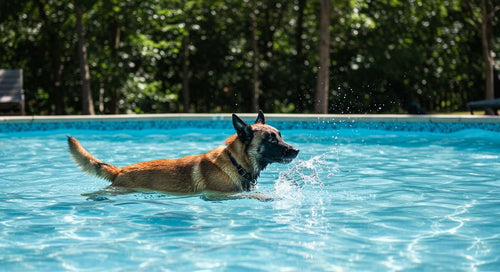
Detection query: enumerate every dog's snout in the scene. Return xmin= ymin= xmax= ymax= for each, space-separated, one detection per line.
xmin=284 ymin=146 xmax=299 ymax=158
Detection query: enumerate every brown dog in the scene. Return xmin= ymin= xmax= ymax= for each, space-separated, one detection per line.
xmin=68 ymin=111 xmax=299 ymax=194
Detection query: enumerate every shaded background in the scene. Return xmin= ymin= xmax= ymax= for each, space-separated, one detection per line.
xmin=0 ymin=0 xmax=499 ymax=115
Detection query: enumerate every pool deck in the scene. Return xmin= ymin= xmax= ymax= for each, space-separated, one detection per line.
xmin=1 ymin=113 xmax=499 ymax=124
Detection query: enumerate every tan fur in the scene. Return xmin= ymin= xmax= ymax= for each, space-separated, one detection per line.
xmin=68 ymin=136 xmax=121 ymax=181
xmin=68 ymin=131 xmax=256 ymax=193
xmin=67 ymin=112 xmax=298 ymax=194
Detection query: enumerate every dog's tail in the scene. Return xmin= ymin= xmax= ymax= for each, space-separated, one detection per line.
xmin=67 ymin=136 xmax=121 ymax=182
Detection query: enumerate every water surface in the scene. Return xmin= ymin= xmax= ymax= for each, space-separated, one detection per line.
xmin=0 ymin=127 xmax=499 ymax=271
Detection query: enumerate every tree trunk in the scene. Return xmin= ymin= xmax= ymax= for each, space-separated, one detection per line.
xmin=75 ymin=2 xmax=95 ymax=115
xmin=35 ymin=0 xmax=65 ymax=114
xmin=182 ymin=30 xmax=191 ymax=113
xmin=481 ymin=0 xmax=494 ymax=102
xmin=314 ymin=0 xmax=331 ymax=114
xmin=251 ymin=12 xmax=260 ymax=112
xmin=110 ymin=22 xmax=121 ymax=114
xmin=295 ymin=0 xmax=306 ymax=112
xmin=53 ymin=61 xmax=64 ymax=114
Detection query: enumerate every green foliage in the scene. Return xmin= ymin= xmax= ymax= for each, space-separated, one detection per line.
xmin=0 ymin=0 xmax=498 ymax=114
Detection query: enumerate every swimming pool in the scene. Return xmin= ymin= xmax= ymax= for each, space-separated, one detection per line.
xmin=1 ymin=115 xmax=499 ymax=271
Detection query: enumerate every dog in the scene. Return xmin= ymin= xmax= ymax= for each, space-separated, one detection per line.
xmin=68 ymin=111 xmax=299 ymax=194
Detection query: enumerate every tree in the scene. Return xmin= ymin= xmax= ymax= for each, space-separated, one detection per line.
xmin=0 ymin=0 xmax=498 ymax=115
xmin=181 ymin=27 xmax=191 ymax=113
xmin=75 ymin=1 xmax=95 ymax=115
xmin=250 ymin=11 xmax=260 ymax=112
xmin=35 ymin=0 xmax=67 ymax=114
xmin=464 ymin=0 xmax=499 ymax=104
xmin=480 ymin=0 xmax=495 ymax=104
xmin=294 ymin=0 xmax=307 ymax=112
xmin=102 ymin=0 xmax=122 ymax=114
xmin=315 ymin=0 xmax=331 ymax=113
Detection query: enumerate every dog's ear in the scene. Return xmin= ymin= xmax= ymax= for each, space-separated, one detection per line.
xmin=232 ymin=114 xmax=253 ymax=142
xmin=255 ymin=109 xmax=266 ymax=124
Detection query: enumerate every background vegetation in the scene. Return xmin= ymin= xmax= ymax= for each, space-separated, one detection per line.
xmin=1 ymin=0 xmax=499 ymax=115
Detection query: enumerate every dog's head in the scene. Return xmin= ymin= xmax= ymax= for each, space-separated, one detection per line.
xmin=232 ymin=110 xmax=299 ymax=171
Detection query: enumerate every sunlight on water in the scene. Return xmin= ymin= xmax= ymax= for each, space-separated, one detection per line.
xmin=0 ymin=128 xmax=499 ymax=271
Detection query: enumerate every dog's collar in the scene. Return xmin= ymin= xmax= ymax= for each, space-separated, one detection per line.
xmin=227 ymin=150 xmax=257 ymax=191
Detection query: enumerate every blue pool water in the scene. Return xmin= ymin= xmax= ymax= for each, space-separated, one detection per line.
xmin=0 ymin=121 xmax=499 ymax=271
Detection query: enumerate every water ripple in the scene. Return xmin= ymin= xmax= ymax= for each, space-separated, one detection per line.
xmin=1 ymin=130 xmax=499 ymax=271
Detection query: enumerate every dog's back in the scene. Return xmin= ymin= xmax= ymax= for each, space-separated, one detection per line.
xmin=111 ymin=148 xmax=237 ymax=193
xmin=68 ymin=136 xmax=241 ymax=193
xmin=67 ymin=111 xmax=299 ymax=194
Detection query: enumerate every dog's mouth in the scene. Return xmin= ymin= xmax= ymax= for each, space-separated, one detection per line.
xmin=279 ymin=157 xmax=295 ymax=164
xmin=285 ymin=147 xmax=299 ymax=160
xmin=258 ymin=142 xmax=299 ymax=166
xmin=270 ymin=147 xmax=299 ymax=164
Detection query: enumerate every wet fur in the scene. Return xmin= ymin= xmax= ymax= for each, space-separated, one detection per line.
xmin=68 ymin=111 xmax=298 ymax=194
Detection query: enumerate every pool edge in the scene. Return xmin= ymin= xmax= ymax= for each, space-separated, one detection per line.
xmin=2 ymin=114 xmax=500 ymax=124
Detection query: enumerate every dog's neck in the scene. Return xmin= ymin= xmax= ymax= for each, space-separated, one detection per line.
xmin=227 ymin=150 xmax=257 ymax=191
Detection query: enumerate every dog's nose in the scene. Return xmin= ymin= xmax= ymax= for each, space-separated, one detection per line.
xmin=285 ymin=147 xmax=299 ymax=158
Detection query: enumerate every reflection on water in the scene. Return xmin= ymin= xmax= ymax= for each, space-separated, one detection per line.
xmin=0 ymin=130 xmax=499 ymax=271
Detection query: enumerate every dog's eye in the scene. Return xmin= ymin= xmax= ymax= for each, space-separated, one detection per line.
xmin=269 ymin=133 xmax=278 ymax=143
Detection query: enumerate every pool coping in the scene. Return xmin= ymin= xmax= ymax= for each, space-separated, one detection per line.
xmin=1 ymin=114 xmax=500 ymax=134
xmin=2 ymin=113 xmax=500 ymax=124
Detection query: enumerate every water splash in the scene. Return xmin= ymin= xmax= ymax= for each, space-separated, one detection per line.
xmin=274 ymin=150 xmax=337 ymax=199
xmin=271 ymin=151 xmax=337 ymax=237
